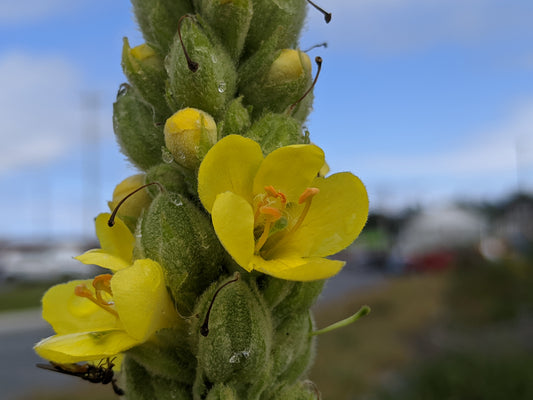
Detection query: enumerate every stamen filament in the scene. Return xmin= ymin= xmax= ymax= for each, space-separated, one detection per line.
xmin=289 ymin=188 xmax=320 ymax=233
xmin=255 ymin=220 xmax=273 ymax=252
xmin=75 ymin=283 xmax=119 ymax=317
xmin=92 ymin=274 xmax=113 ymax=304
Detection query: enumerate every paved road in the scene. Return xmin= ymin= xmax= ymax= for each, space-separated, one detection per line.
xmin=0 ymin=310 xmax=80 ymax=400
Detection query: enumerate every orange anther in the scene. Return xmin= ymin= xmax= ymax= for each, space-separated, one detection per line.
xmin=259 ymin=206 xmax=282 ymax=221
xmin=93 ymin=274 xmax=113 ymax=295
xmin=264 ymin=186 xmax=287 ymax=206
xmin=298 ymin=187 xmax=320 ymax=204
xmin=75 ymin=284 xmax=94 ymax=299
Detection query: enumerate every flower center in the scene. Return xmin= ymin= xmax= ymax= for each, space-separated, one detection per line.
xmin=253 ymin=185 xmax=319 ymax=253
xmin=75 ymin=274 xmax=118 ymax=317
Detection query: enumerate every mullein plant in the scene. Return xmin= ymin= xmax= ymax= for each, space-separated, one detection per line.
xmin=34 ymin=0 xmax=370 ymax=399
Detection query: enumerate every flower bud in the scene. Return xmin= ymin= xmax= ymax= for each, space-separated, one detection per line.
xmin=164 ymin=107 xmax=217 ymax=169
xmin=108 ymin=174 xmax=152 ymax=231
xmin=244 ymin=0 xmax=307 ymax=56
xmin=131 ymin=0 xmax=193 ymax=54
xmin=269 ymin=312 xmax=314 ymax=386
xmin=122 ymin=38 xmax=170 ymax=118
xmin=140 ymin=192 xmax=226 ymax=314
xmin=266 ymin=49 xmax=312 ymax=85
xmin=113 ymin=84 xmax=165 ymax=170
xmin=239 ymin=48 xmax=313 ymax=119
xmin=145 ymin=163 xmax=191 ymax=197
xmin=195 ymin=0 xmax=253 ymax=62
xmin=194 ymin=279 xmax=272 ymax=389
xmin=219 ymin=96 xmax=251 ymax=138
xmin=165 ymin=16 xmax=237 ymax=120
xmin=204 ymin=383 xmax=238 ymax=400
xmin=244 ymin=113 xmax=305 ymax=154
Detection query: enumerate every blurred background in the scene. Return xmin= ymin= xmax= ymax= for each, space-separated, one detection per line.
xmin=0 ymin=1 xmax=532 ymax=399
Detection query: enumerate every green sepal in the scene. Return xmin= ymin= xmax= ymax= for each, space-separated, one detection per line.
xmin=165 ymin=15 xmax=237 ymax=120
xmin=145 ymin=163 xmax=190 ymax=197
xmin=264 ymin=278 xmax=324 ymax=326
xmin=204 ymin=383 xmax=237 ymax=400
xmin=193 ymin=279 xmax=272 ymax=391
xmin=123 ymin=355 xmax=193 ymax=400
xmin=266 ymin=381 xmax=318 ymax=400
xmin=219 ymin=96 xmax=252 ymax=138
xmin=126 ymin=327 xmax=196 ymax=383
xmin=113 ymin=84 xmax=166 ymax=170
xmin=243 ymin=0 xmax=307 ymax=57
xmin=195 ymin=0 xmax=253 ymax=62
xmin=140 ymin=192 xmax=226 ymax=314
xmin=131 ymin=0 xmax=193 ymax=55
xmin=121 ymin=37 xmax=171 ymax=119
xmin=123 ymin=355 xmax=157 ymax=400
xmin=269 ymin=311 xmax=314 ymax=386
xmin=244 ymin=113 xmax=305 ymax=154
xmin=239 ymin=51 xmax=312 ymax=119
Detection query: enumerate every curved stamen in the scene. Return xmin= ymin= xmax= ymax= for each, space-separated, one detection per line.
xmin=289 ymin=188 xmax=320 ymax=233
xmin=75 ymin=283 xmax=118 ymax=317
xmin=92 ymin=274 xmax=113 ymax=304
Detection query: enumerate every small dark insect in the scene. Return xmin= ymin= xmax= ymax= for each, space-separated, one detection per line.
xmin=36 ymin=357 xmax=124 ymax=396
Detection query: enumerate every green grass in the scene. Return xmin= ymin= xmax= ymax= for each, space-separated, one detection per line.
xmin=0 ymin=281 xmax=57 ymax=312
xmin=310 ymin=273 xmax=448 ymax=400
xmin=374 ymin=351 xmax=533 ymax=400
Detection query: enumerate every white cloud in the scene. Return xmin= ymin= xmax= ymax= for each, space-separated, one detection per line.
xmin=352 ymin=101 xmax=533 ymax=179
xmin=303 ymin=0 xmax=533 ymax=54
xmin=0 ymin=52 xmax=83 ymax=174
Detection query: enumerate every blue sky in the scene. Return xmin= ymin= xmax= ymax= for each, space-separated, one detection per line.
xmin=1 ymin=0 xmax=533 ymax=239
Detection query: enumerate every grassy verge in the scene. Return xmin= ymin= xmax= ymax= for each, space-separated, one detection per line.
xmin=0 ymin=281 xmax=58 ymax=312
xmin=310 ymin=272 xmax=448 ymax=400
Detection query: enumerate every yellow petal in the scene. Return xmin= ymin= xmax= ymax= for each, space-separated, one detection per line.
xmin=34 ymin=330 xmax=139 ymax=364
xmin=42 ymin=281 xmax=120 ymax=335
xmin=74 ymin=249 xmax=130 ymax=272
xmin=76 ymin=213 xmax=134 ymax=269
xmin=272 ymin=172 xmax=368 ymax=258
xmin=211 ymin=191 xmax=255 ymax=271
xmin=198 ymin=135 xmax=263 ymax=213
xmin=253 ymin=144 xmax=324 ymax=202
xmin=112 ymin=259 xmax=177 ymax=342
xmin=250 ymin=255 xmax=344 ymax=281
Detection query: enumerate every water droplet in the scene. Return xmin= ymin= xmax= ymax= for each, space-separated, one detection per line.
xmin=162 ymin=147 xmax=174 ymax=164
xmin=217 ymin=82 xmax=227 ymax=93
xmin=169 ymin=193 xmax=183 ymax=207
xmin=229 ymin=350 xmax=250 ymax=364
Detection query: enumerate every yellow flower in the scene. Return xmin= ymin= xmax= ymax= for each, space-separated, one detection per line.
xmin=34 ymin=214 xmax=177 ymax=363
xmin=198 ymin=135 xmax=368 ymax=282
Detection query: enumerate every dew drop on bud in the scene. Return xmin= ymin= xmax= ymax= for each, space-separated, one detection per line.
xmin=161 ymin=147 xmax=174 ymax=163
xmin=217 ymin=81 xmax=227 ymax=93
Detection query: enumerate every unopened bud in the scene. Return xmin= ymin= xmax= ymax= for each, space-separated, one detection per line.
xmin=108 ymin=174 xmax=152 ymax=231
xmin=121 ymin=38 xmax=170 ymax=117
xmin=267 ymin=49 xmax=312 ymax=85
xmin=164 ymin=108 xmax=217 ymax=169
